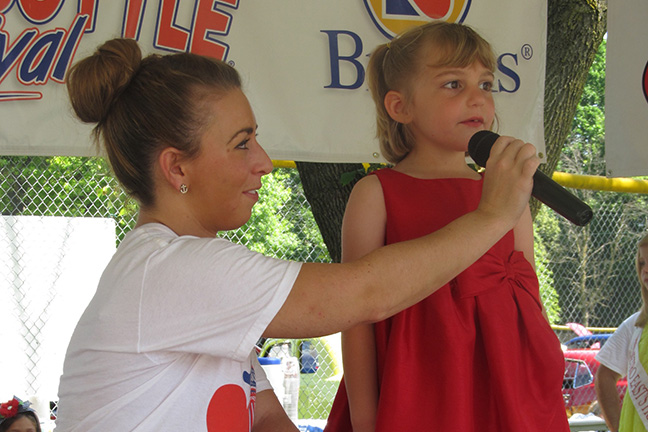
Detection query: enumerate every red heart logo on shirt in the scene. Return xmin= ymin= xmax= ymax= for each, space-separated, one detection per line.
xmin=206 ymin=384 xmax=249 ymax=432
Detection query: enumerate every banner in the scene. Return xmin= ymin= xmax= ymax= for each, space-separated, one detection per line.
xmin=606 ymin=0 xmax=648 ymax=177
xmin=0 ymin=1 xmax=547 ymax=163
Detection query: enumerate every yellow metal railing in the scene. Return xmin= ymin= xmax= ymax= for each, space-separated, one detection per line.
xmin=551 ymin=324 xmax=617 ymax=333
xmin=275 ymin=160 xmax=648 ymax=195
xmin=553 ymin=172 xmax=648 ymax=194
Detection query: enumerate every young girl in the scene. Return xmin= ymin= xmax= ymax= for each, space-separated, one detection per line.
xmin=596 ymin=233 xmax=648 ymax=432
xmin=0 ymin=397 xmax=41 ymax=432
xmin=324 ymin=22 xmax=568 ymax=432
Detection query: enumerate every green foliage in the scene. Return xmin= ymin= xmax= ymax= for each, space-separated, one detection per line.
xmin=222 ymin=168 xmax=331 ymax=262
xmin=0 ymin=158 xmax=330 ymax=262
xmin=560 ymin=41 xmax=606 ymax=176
xmin=534 ymin=211 xmax=561 ymax=323
xmin=340 ymin=163 xmax=387 ymax=186
xmin=0 ymin=156 xmax=137 ymax=243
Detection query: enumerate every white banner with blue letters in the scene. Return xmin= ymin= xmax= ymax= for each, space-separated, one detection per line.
xmin=0 ymin=0 xmax=546 ymax=163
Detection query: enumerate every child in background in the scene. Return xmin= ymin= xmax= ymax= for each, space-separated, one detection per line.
xmin=596 ymin=233 xmax=648 ymax=432
xmin=0 ymin=397 xmax=42 ymax=432
xmin=325 ymin=21 xmax=568 ymax=432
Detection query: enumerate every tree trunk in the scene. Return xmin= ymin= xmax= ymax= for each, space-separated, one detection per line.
xmin=298 ymin=0 xmax=607 ymax=255
xmin=534 ymin=0 xmax=607 ymax=216
xmin=295 ymin=161 xmax=363 ymax=262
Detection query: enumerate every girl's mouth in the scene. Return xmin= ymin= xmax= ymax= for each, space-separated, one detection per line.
xmin=461 ymin=117 xmax=484 ymax=127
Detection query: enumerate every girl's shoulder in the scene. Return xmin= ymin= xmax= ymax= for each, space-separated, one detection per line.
xmin=350 ymin=171 xmax=386 ymax=202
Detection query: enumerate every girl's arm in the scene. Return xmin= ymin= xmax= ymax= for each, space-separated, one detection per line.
xmin=595 ymin=365 xmax=622 ymax=432
xmin=340 ymin=174 xmax=387 ymax=431
xmin=513 ymin=204 xmax=535 ymax=269
xmin=513 ymin=205 xmax=551 ymax=320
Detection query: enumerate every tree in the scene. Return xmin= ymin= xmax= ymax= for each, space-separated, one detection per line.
xmin=297 ymin=0 xmax=608 ymax=263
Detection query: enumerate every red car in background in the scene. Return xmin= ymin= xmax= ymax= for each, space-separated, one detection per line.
xmin=562 ymin=334 xmax=627 ymax=417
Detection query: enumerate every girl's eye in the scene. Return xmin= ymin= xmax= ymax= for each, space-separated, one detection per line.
xmin=480 ymin=81 xmax=494 ymax=91
xmin=443 ymin=80 xmax=460 ymax=89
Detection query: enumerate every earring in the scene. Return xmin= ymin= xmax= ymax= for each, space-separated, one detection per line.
xmin=179 ymin=184 xmax=188 ymax=194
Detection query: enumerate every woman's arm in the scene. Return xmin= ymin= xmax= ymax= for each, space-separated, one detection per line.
xmin=264 ymin=137 xmax=539 ymax=338
xmin=595 ymin=365 xmax=622 ymax=432
xmin=340 ymin=175 xmax=386 ymax=431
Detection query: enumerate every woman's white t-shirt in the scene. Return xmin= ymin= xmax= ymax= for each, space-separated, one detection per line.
xmin=55 ymin=223 xmax=301 ymax=431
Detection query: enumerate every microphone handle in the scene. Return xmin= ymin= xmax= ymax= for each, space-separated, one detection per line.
xmin=532 ymin=170 xmax=593 ymax=226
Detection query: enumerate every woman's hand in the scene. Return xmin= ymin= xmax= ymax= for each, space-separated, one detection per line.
xmin=478 ymin=136 xmax=539 ymax=229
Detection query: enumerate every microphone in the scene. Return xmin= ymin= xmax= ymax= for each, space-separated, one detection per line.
xmin=468 ymin=130 xmax=593 ymax=226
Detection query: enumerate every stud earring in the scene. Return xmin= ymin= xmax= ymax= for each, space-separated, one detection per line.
xmin=179 ymin=184 xmax=188 ymax=194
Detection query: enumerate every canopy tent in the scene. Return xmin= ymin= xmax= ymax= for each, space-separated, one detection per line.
xmin=0 ymin=0 xmax=547 ymax=163
xmin=605 ymin=0 xmax=648 ymax=177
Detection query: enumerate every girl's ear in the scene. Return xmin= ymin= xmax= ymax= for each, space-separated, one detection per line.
xmin=158 ymin=147 xmax=187 ymax=191
xmin=384 ymin=90 xmax=412 ymax=124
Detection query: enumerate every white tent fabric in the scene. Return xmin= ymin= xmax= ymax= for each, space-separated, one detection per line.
xmin=0 ymin=0 xmax=546 ymax=163
xmin=605 ymin=0 xmax=648 ymax=178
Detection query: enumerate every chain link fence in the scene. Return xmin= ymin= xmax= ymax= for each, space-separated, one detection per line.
xmin=1 ymin=155 xmax=646 ymax=426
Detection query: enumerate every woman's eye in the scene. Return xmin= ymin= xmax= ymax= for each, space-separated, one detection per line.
xmin=236 ymin=138 xmax=250 ymax=149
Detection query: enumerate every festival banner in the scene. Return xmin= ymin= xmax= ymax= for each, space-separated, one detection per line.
xmin=605 ymin=0 xmax=648 ymax=177
xmin=0 ymin=0 xmax=547 ymax=163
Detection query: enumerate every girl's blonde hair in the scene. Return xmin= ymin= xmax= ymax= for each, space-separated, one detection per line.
xmin=635 ymin=233 xmax=648 ymax=327
xmin=367 ymin=21 xmax=496 ymax=163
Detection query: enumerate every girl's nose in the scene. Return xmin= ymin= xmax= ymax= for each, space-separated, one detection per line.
xmin=468 ymin=86 xmax=486 ymax=106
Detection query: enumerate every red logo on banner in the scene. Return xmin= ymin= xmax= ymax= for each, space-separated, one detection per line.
xmin=363 ymin=0 xmax=471 ymax=38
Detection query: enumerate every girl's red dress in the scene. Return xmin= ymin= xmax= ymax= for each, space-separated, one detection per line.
xmin=325 ymin=168 xmax=568 ymax=432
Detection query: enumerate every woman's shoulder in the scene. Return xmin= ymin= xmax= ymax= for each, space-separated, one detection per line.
xmin=122 ymin=223 xmax=246 ymax=259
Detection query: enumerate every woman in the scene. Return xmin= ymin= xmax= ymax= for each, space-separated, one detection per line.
xmin=54 ymin=38 xmax=538 ymax=431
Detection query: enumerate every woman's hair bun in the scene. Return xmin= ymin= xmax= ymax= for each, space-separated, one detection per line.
xmin=67 ymin=38 xmax=142 ymax=124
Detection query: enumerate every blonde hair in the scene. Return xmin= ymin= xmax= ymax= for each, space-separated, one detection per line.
xmin=66 ymin=38 xmax=241 ymax=207
xmin=367 ymin=21 xmax=496 ymax=163
xmin=635 ymin=233 xmax=648 ymax=327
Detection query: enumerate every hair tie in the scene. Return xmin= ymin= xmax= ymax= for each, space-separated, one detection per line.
xmin=0 ymin=396 xmax=36 ymax=425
